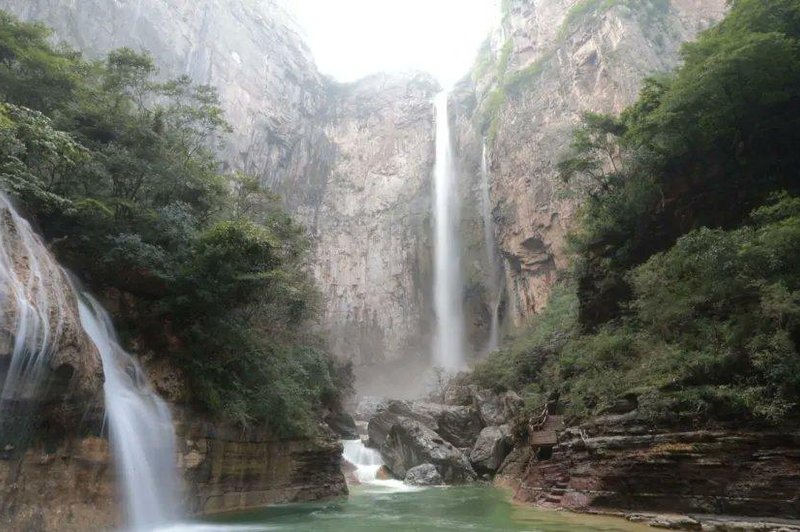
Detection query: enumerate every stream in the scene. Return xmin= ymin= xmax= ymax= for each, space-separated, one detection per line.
xmin=199 ymin=483 xmax=649 ymax=531
xmin=196 ymin=440 xmax=649 ymax=532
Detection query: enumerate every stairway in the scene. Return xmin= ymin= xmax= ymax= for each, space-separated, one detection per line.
xmin=528 ymin=415 xmax=565 ymax=447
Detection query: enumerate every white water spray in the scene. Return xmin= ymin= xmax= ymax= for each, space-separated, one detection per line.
xmin=342 ymin=439 xmax=415 ymax=492
xmin=480 ymin=141 xmax=502 ymax=353
xmin=78 ymin=295 xmax=181 ymax=531
xmin=432 ymin=92 xmax=465 ymax=371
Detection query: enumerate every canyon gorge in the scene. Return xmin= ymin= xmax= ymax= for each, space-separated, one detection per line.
xmin=1 ymin=0 xmax=799 ymax=530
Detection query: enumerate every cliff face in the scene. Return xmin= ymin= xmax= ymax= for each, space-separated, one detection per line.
xmin=0 ymin=0 xmax=331 ymax=208
xmin=312 ymin=73 xmax=439 ymax=394
xmin=455 ymin=0 xmax=728 ymax=330
xmin=0 ymin=1 xmax=441 ymax=380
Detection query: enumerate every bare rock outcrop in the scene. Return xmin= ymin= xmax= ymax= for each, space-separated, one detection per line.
xmin=453 ymin=0 xmax=729 ymax=335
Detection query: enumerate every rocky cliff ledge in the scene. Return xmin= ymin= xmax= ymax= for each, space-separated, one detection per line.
xmin=496 ymin=413 xmax=800 ymax=525
xmin=0 ymin=410 xmax=347 ymax=531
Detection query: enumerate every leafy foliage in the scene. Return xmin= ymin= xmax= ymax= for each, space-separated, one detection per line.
xmin=0 ymin=12 xmax=350 ymax=435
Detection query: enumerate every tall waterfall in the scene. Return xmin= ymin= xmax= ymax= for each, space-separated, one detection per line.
xmin=78 ymin=295 xmax=180 ymax=531
xmin=0 ymin=193 xmax=181 ymax=530
xmin=432 ymin=92 xmax=465 ymax=371
xmin=480 ymin=141 xmax=502 ymax=353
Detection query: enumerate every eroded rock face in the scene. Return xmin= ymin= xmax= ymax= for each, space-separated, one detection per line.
xmin=0 ymin=2 xmax=440 ymax=386
xmin=380 ymin=418 xmax=476 ymax=484
xmin=454 ymin=0 xmax=728 ymax=330
xmin=498 ymin=415 xmax=800 ymax=519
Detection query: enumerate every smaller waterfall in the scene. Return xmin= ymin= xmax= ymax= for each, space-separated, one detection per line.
xmin=342 ymin=439 xmax=413 ymax=491
xmin=479 ymin=141 xmax=502 ymax=353
xmin=342 ymin=439 xmax=384 ymax=483
xmin=78 ymin=295 xmax=181 ymax=531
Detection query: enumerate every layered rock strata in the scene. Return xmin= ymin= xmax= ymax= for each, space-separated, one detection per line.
xmin=497 ymin=414 xmax=800 ymax=521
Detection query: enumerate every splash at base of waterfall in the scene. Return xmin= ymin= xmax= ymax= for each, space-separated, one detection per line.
xmin=341 ymin=439 xmax=419 ymax=493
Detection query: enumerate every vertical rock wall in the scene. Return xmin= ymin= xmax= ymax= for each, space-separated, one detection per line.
xmin=454 ymin=0 xmax=728 ymax=330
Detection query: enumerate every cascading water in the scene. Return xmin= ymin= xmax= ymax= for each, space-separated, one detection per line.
xmin=78 ymin=295 xmax=181 ymax=531
xmin=432 ymin=92 xmax=465 ymax=371
xmin=0 ymin=192 xmax=181 ymax=530
xmin=342 ymin=439 xmax=384 ymax=483
xmin=341 ymin=439 xmax=413 ymax=492
xmin=480 ymin=140 xmax=502 ymax=353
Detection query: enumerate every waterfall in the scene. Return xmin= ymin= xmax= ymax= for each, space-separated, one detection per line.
xmin=78 ymin=295 xmax=181 ymax=531
xmin=432 ymin=92 xmax=465 ymax=371
xmin=480 ymin=141 xmax=502 ymax=353
xmin=341 ymin=439 xmax=412 ymax=492
xmin=0 ymin=192 xmax=181 ymax=530
xmin=342 ymin=439 xmax=384 ymax=483
xmin=0 ymin=195 xmax=68 ymax=406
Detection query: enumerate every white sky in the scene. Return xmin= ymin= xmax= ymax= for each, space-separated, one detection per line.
xmin=287 ymin=0 xmax=501 ymax=88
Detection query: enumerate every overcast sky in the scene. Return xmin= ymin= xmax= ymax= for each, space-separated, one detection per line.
xmin=287 ymin=0 xmax=500 ymax=88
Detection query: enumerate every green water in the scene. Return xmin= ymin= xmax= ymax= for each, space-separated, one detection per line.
xmin=201 ymin=484 xmax=649 ymax=531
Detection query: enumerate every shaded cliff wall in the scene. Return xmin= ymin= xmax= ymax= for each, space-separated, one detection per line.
xmin=454 ymin=0 xmax=727 ymax=330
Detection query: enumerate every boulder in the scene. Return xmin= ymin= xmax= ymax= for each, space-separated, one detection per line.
xmin=325 ymin=411 xmax=358 ymax=440
xmin=367 ymin=399 xmax=484 ymax=449
xmin=469 ymin=425 xmax=513 ymax=473
xmin=404 ymin=463 xmax=443 ymax=486
xmin=380 ymin=418 xmax=476 ymax=484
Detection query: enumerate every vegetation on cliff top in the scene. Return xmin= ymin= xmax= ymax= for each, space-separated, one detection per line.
xmin=473 ymin=0 xmax=800 ymax=427
xmin=0 ymin=12 xmax=351 ymax=436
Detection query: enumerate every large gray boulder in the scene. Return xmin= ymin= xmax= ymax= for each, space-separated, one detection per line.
xmin=469 ymin=425 xmax=513 ymax=474
xmin=380 ymin=418 xmax=476 ymax=484
xmin=404 ymin=463 xmax=443 ymax=486
xmin=367 ymin=400 xmax=484 ymax=449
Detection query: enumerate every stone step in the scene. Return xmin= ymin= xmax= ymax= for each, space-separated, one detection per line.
xmin=551 ymin=487 xmax=567 ymax=495
xmin=544 ymin=494 xmax=562 ymax=503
